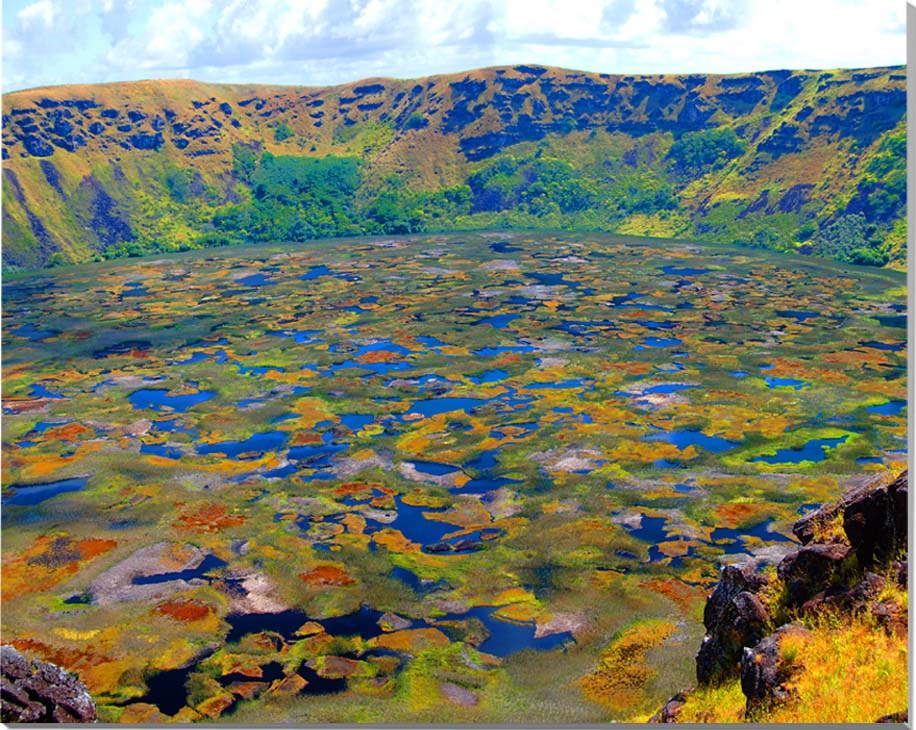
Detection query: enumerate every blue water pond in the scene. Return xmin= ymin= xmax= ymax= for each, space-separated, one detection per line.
xmin=197 ymin=430 xmax=289 ymax=459
xmin=751 ymin=436 xmax=849 ymax=464
xmin=644 ymin=428 xmax=739 ymax=453
xmin=3 ymin=476 xmax=89 ymax=506
xmin=866 ymin=400 xmax=906 ymax=416
xmin=128 ymin=388 xmax=215 ymax=412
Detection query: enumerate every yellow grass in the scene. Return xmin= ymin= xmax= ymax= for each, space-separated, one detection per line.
xmin=676 ymin=678 xmax=746 ymax=723
xmin=762 ymin=616 xmax=907 ymax=723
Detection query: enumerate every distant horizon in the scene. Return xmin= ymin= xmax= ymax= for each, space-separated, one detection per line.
xmin=3 ymin=60 xmax=907 ymax=97
xmin=2 ymin=0 xmax=906 ymax=94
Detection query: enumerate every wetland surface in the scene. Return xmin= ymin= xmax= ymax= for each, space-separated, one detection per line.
xmin=1 ymin=231 xmax=907 ymax=723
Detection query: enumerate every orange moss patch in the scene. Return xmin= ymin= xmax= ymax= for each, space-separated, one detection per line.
xmin=312 ymin=655 xmax=365 ymax=678
xmin=295 ymin=621 xmax=325 ymax=637
xmin=195 ymin=690 xmax=235 ymax=720
xmin=174 ymin=503 xmax=247 ymax=532
xmin=43 ymin=422 xmax=95 ymax=441
xmin=333 ymin=481 xmax=378 ymax=498
xmin=2 ymin=535 xmax=117 ymax=600
xmin=118 ymin=703 xmax=169 ymax=724
xmin=614 ymin=361 xmax=653 ymax=375
xmin=300 ymin=565 xmax=356 ymax=586
xmin=7 ymin=637 xmax=135 ymax=696
xmin=341 ymin=513 xmax=367 ymax=535
xmin=655 ymin=539 xmax=693 ymax=558
xmin=154 ymin=599 xmax=213 ymax=622
xmin=713 ymin=501 xmax=772 ymax=529
xmin=356 ymin=350 xmax=404 ymax=364
xmin=17 ymin=442 xmax=103 ymax=480
xmin=268 ymin=673 xmax=307 ymax=695
xmin=371 ymin=528 xmax=420 ymax=554
xmin=639 ymin=577 xmax=706 ymax=612
xmin=289 ymin=432 xmax=323 ymax=446
xmin=10 ymin=638 xmax=105 ymax=672
xmin=369 ymin=628 xmax=451 ymax=652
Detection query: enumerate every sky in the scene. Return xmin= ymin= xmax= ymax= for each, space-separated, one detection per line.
xmin=1 ymin=0 xmax=908 ymax=93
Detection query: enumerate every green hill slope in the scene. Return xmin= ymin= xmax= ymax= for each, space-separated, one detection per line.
xmin=1 ymin=65 xmax=906 ymax=270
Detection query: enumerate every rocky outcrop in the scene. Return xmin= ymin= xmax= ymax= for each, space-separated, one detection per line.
xmin=0 ymin=645 xmax=97 ymax=723
xmin=740 ymin=622 xmax=811 ymax=717
xmin=776 ymin=541 xmax=853 ymax=607
xmin=673 ymin=470 xmax=908 ymax=720
xmin=647 ymin=690 xmax=688 ymax=723
xmin=695 ymin=564 xmax=770 ymax=685
xmin=842 ymin=470 xmax=907 ymax=568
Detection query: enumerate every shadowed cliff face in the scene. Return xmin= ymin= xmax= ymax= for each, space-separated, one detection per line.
xmin=1 ymin=65 xmax=906 ymax=270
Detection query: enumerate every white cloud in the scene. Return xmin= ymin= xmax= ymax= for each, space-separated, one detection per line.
xmin=1 ymin=0 xmax=907 ymax=92
xmin=614 ymin=0 xmax=665 ymax=41
xmin=504 ymin=0 xmax=608 ymax=39
xmin=16 ymin=0 xmax=56 ymax=30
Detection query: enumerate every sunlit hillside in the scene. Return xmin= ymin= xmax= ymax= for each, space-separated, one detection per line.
xmin=1 ymin=65 xmax=905 ymax=270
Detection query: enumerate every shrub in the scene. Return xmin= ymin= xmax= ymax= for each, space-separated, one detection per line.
xmin=404 ymin=112 xmax=428 ymax=130
xmin=667 ymin=127 xmax=746 ymax=175
xmin=273 ymin=122 xmax=294 ymax=142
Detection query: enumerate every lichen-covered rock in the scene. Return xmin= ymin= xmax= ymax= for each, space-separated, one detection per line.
xmin=0 ymin=645 xmax=97 ymax=723
xmin=695 ymin=563 xmax=770 ymax=685
xmin=740 ymin=622 xmax=811 ymax=716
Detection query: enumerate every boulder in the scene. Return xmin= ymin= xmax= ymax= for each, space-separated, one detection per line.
xmin=0 ymin=645 xmax=97 ymax=723
xmin=800 ymin=571 xmax=885 ymax=615
xmin=648 ymin=690 xmax=690 ymax=723
xmin=843 ymin=471 xmax=907 ymax=568
xmin=740 ymin=622 xmax=811 ymax=716
xmin=792 ymin=503 xmax=842 ymax=545
xmin=876 ymin=710 xmax=908 ymax=723
xmin=776 ymin=542 xmax=852 ymax=607
xmin=695 ymin=563 xmax=770 ymax=685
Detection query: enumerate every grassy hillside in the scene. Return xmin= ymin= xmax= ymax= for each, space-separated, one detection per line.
xmin=1 ymin=65 xmax=906 ymax=271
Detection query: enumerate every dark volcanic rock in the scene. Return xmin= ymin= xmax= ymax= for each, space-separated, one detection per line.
xmin=876 ymin=710 xmax=908 ymax=723
xmin=21 ymin=134 xmax=54 ymax=157
xmin=695 ymin=563 xmax=770 ymax=685
xmin=799 ymin=571 xmax=885 ymax=615
xmin=648 ymin=690 xmax=690 ymax=723
xmin=689 ymin=470 xmax=908 ymax=717
xmin=777 ymin=183 xmax=814 ymax=213
xmin=790 ymin=473 xmax=901 ymax=545
xmin=75 ymin=174 xmax=134 ymax=249
xmin=0 ymin=645 xmax=97 ymax=723
xmin=776 ymin=542 xmax=852 ymax=607
xmin=128 ymin=132 xmax=164 ymax=150
xmin=39 ymin=159 xmax=65 ymax=196
xmin=843 ymin=470 xmax=907 ymax=568
xmin=740 ymin=622 xmax=811 ymax=716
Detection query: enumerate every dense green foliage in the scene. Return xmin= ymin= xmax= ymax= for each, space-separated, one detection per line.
xmin=667 ymin=128 xmax=746 ymax=175
xmin=273 ymin=121 xmax=294 ymax=142
xmin=67 ymin=116 xmax=904 ymax=269
xmin=213 ymin=154 xmax=362 ymax=241
xmin=813 ymin=214 xmax=889 ymax=266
